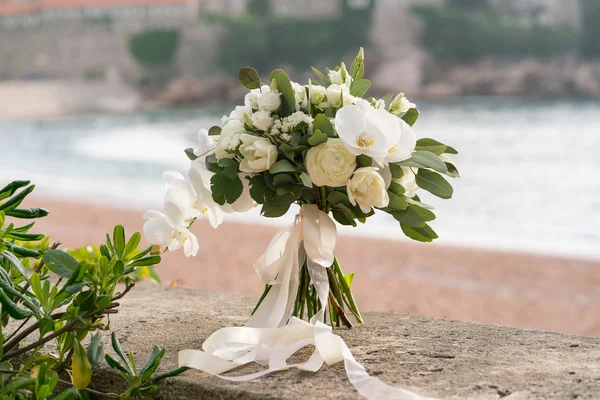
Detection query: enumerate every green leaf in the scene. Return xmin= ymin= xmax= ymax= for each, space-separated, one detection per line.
xmin=105 ymin=354 xmax=130 ymax=375
xmin=349 ymin=47 xmax=365 ymax=81
xmin=124 ymin=232 xmax=141 ymax=258
xmin=415 ymin=170 xmax=453 ymax=199
xmin=249 ymin=175 xmax=267 ymax=204
xmin=392 ymin=207 xmax=426 ymax=228
xmin=313 ymin=114 xmax=334 ymax=137
xmin=217 ymin=158 xmax=237 ymax=167
xmin=140 ymin=346 xmax=165 ymax=381
xmin=129 ymin=256 xmax=161 ymax=268
xmin=184 ymin=148 xmax=198 ymax=161
xmin=0 ymin=184 xmax=34 ymax=212
xmin=331 ymin=204 xmax=357 ymax=227
xmin=401 ymin=223 xmax=438 ymax=243
xmin=1 ymin=250 xmax=29 ymax=280
xmin=411 ymin=151 xmax=448 ymax=173
xmin=272 ymin=174 xmax=294 ymax=186
xmin=327 ymin=191 xmax=351 ymax=206
xmin=311 ymin=67 xmax=329 ymax=85
xmin=269 ymin=159 xmax=297 ymax=174
xmin=299 ymin=172 xmax=312 ymax=188
xmin=0 ymin=180 xmax=30 ymax=201
xmin=269 ymin=69 xmax=295 ymax=117
xmin=389 ymin=163 xmax=404 ymax=179
xmin=151 ymin=366 xmax=189 ymax=382
xmin=238 ymin=66 xmax=261 ymax=89
xmin=307 ymin=129 xmax=328 ymax=147
xmin=0 ymin=288 xmax=32 ymax=320
xmin=111 ymin=332 xmax=133 ymax=373
xmin=43 ymin=249 xmax=79 ymax=278
xmin=387 ymin=192 xmax=408 ymax=211
xmin=4 ymin=243 xmax=40 ymax=259
xmin=350 ymin=79 xmax=371 ymax=97
xmin=87 ymin=332 xmax=105 ymax=366
xmin=445 ymin=162 xmax=460 ymax=178
xmin=210 ymin=173 xmax=229 ymax=205
xmin=5 ymin=207 xmax=49 ymax=219
xmin=113 ymin=225 xmax=126 ymax=258
xmin=224 ymin=175 xmax=243 ymax=204
xmin=402 ymin=108 xmax=419 ymax=126
xmin=208 ymin=126 xmax=222 ymax=136
xmin=0 ymin=377 xmax=36 ymax=395
xmin=356 ymin=154 xmax=372 ymax=168
xmin=388 ymin=182 xmax=406 ymax=196
xmin=415 ymin=138 xmax=458 ymax=155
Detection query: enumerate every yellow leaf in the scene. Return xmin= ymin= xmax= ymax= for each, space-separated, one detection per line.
xmin=72 ymin=342 xmax=92 ymax=390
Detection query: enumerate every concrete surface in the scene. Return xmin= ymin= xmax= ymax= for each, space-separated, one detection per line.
xmin=93 ymin=282 xmax=600 ymax=399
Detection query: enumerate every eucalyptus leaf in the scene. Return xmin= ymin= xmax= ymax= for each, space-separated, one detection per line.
xmin=350 ymin=79 xmax=370 ymax=97
xmin=307 ymin=129 xmax=328 ymax=147
xmin=269 ymin=69 xmax=295 ymax=117
xmin=402 ymin=108 xmax=419 ymax=127
xmin=313 ymin=114 xmax=334 ymax=137
xmin=269 ymin=159 xmax=297 ymax=174
xmin=410 ymin=151 xmax=448 ymax=173
xmin=238 ymin=66 xmax=261 ymax=89
xmin=184 ymin=148 xmax=198 ymax=161
xmin=415 ymin=170 xmax=453 ymax=199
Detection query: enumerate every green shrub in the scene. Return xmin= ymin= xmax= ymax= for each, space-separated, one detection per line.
xmin=412 ymin=6 xmax=578 ymax=62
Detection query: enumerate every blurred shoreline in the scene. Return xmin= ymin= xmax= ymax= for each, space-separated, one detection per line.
xmin=26 ymin=195 xmax=600 ymax=336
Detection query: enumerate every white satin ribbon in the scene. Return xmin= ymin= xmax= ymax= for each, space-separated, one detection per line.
xmin=179 ymin=204 xmax=434 ymax=400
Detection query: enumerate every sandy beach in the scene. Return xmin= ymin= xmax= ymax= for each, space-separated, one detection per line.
xmin=23 ymin=195 xmax=600 ymax=336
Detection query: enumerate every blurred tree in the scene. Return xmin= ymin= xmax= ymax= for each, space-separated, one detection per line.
xmin=581 ymin=0 xmax=600 ymax=59
xmin=128 ymin=29 xmax=180 ymax=88
xmin=248 ymin=0 xmax=272 ymax=16
xmin=446 ymin=0 xmax=490 ymax=11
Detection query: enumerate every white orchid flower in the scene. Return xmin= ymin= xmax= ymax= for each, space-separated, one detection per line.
xmin=163 ymin=171 xmax=201 ymax=223
xmin=334 ymin=104 xmax=401 ymax=165
xmin=188 ymin=160 xmax=224 ymax=227
xmin=143 ymin=207 xmax=199 ymax=257
xmin=386 ymin=119 xmax=416 ymax=163
xmin=194 ymin=128 xmax=216 ymax=158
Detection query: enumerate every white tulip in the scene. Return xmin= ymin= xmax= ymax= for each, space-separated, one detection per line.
xmin=305 ymin=138 xmax=356 ymax=187
xmin=347 ymin=167 xmax=389 ymax=213
xmin=386 ymin=119 xmax=416 ymax=163
xmin=334 ymin=103 xmax=401 ymax=165
xmin=216 ymin=120 xmax=246 ymax=159
xmin=258 ymin=90 xmax=281 ymax=112
xmin=251 ymin=110 xmax=274 ymax=132
xmin=388 ymin=93 xmax=416 ymax=117
xmin=238 ymin=134 xmax=278 ymax=173
xmin=143 ymin=208 xmax=199 ymax=257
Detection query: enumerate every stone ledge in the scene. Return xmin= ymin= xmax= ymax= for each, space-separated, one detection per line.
xmin=93 ymin=283 xmax=600 ymax=399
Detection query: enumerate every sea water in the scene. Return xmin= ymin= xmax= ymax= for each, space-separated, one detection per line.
xmin=1 ymin=98 xmax=599 ymax=260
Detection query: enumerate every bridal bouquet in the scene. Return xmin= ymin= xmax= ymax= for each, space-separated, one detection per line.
xmin=144 ymin=48 xmax=458 ymax=329
xmin=144 ymin=48 xmax=456 ymax=399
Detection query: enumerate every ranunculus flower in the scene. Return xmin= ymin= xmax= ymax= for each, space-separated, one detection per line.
xmin=251 ymin=110 xmax=274 ymax=132
xmin=335 ymin=103 xmax=401 ymax=164
xmin=305 ymin=138 xmax=357 ymax=187
xmin=347 ymin=167 xmax=389 ymax=213
xmin=258 ymin=90 xmax=281 ymax=112
xmin=388 ymin=93 xmax=416 ymax=117
xmin=216 ymin=120 xmax=246 ymax=159
xmin=386 ymin=119 xmax=416 ymax=163
xmin=238 ymin=134 xmax=278 ymax=173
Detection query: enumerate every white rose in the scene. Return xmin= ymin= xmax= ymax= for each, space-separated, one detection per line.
xmin=238 ymin=134 xmax=278 ymax=173
xmin=244 ymin=85 xmax=270 ymax=109
xmin=222 ymin=105 xmax=251 ymax=124
xmin=216 ymin=120 xmax=246 ymax=159
xmin=326 ymin=84 xmax=355 ymax=108
xmin=393 ymin=167 xmax=419 ymax=198
xmin=257 ymin=90 xmax=281 ymax=112
xmin=347 ymin=167 xmax=389 ymax=213
xmin=251 ymin=110 xmax=273 ymax=132
xmin=305 ymin=138 xmax=356 ymax=188
xmin=388 ymin=93 xmax=416 ymax=117
xmin=308 ymin=84 xmax=326 ymax=105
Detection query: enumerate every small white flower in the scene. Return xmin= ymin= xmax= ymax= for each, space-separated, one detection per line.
xmin=305 ymin=138 xmax=356 ymax=187
xmin=215 ymin=120 xmax=246 ymax=159
xmin=258 ymin=90 xmax=281 ymax=112
xmin=328 ymin=65 xmax=351 ymax=87
xmin=334 ymin=103 xmax=401 ymax=164
xmin=238 ymin=134 xmax=278 ymax=173
xmin=252 ymin=110 xmax=274 ymax=132
xmin=347 ymin=167 xmax=389 ymax=213
xmin=244 ymin=85 xmax=271 ymax=110
xmin=388 ymin=93 xmax=416 ymax=117
xmin=143 ymin=208 xmax=199 ymax=257
xmin=386 ymin=119 xmax=416 ymax=163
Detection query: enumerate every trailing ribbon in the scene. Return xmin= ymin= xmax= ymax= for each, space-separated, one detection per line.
xmin=179 ymin=204 xmax=434 ymax=400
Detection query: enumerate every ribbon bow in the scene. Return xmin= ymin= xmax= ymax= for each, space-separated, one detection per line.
xmin=179 ymin=204 xmax=434 ymax=400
